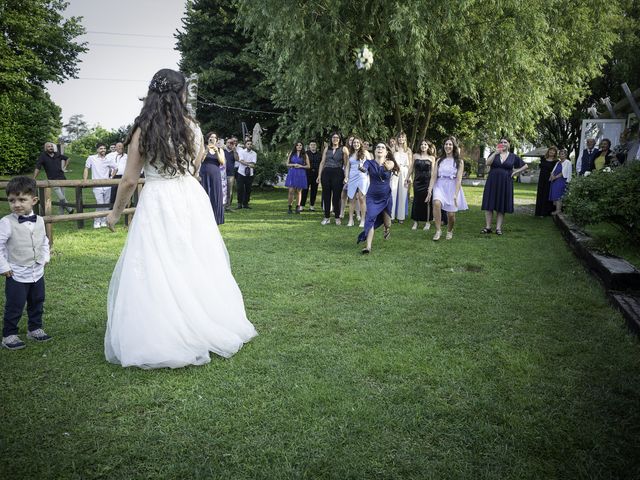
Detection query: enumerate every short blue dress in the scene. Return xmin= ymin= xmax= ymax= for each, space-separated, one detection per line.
xmin=285 ymin=154 xmax=308 ymax=189
xmin=357 ymin=160 xmax=393 ymax=244
xmin=549 ymin=161 xmax=567 ymax=201
xmin=347 ymin=154 xmax=370 ymax=199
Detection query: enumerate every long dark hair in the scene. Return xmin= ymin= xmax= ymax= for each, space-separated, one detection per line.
xmin=126 ymin=69 xmax=197 ymax=176
xmin=349 ymin=137 xmax=366 ymax=161
xmin=289 ymin=141 xmax=308 ymax=162
xmin=376 ymin=143 xmax=400 ymax=175
xmin=437 ymin=136 xmax=461 ymax=169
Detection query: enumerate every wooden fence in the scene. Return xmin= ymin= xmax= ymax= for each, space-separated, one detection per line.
xmin=0 ymin=178 xmax=145 ymax=247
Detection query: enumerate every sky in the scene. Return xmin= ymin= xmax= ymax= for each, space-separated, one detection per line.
xmin=45 ymin=0 xmax=186 ymax=132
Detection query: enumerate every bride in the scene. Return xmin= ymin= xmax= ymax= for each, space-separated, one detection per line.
xmin=105 ymin=68 xmax=257 ymax=369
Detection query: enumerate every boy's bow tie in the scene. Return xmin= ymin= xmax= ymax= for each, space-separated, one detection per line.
xmin=18 ymin=215 xmax=37 ymax=223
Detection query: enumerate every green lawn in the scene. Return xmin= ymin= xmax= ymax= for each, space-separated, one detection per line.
xmin=1 ymin=179 xmax=639 ymax=479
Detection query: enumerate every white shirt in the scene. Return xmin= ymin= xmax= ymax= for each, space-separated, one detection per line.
xmin=106 ymin=152 xmax=128 ymax=175
xmin=561 ymin=159 xmax=573 ymax=182
xmin=85 ymin=154 xmax=117 ymax=180
xmin=0 ymin=213 xmax=50 ymax=283
xmin=238 ymin=149 xmax=257 ymax=176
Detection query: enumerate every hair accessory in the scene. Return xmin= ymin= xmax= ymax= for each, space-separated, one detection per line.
xmin=149 ymin=76 xmax=171 ymax=93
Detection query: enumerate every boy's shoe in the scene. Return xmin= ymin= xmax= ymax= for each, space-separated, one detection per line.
xmin=2 ymin=335 xmax=26 ymax=350
xmin=309 ymin=206 xmax=315 ymax=211
xmin=27 ymin=329 xmax=52 ymax=342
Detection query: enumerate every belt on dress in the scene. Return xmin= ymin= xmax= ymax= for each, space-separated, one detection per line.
xmin=438 ymin=175 xmax=457 ymax=179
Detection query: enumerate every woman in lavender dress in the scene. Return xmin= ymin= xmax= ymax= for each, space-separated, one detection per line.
xmin=285 ymin=142 xmax=310 ymax=213
xmin=426 ymin=136 xmax=468 ymax=241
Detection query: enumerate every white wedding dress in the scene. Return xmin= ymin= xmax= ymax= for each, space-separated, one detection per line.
xmin=104 ymin=123 xmax=257 ymax=369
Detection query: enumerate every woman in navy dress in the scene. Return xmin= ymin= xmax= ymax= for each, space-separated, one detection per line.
xmin=357 ymin=143 xmax=399 ymax=254
xmin=481 ymin=138 xmax=528 ymax=235
xmin=534 ymin=146 xmax=557 ymax=217
xmin=285 ymin=142 xmax=310 ymax=213
xmin=549 ymin=148 xmax=572 ymax=215
xmin=200 ymin=132 xmax=225 ymax=225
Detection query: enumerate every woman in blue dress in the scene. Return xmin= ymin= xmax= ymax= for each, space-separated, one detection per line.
xmin=345 ymin=137 xmax=369 ymax=227
xmin=481 ymin=138 xmax=528 ymax=235
xmin=200 ymin=132 xmax=225 ymax=225
xmin=285 ymin=142 xmax=310 ymax=213
xmin=357 ymin=143 xmax=399 ymax=254
xmin=549 ymin=148 xmax=572 ymax=215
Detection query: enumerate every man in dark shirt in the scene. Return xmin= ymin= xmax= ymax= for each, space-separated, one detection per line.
xmin=33 ymin=142 xmax=74 ymax=214
xmin=301 ymin=141 xmax=322 ymax=211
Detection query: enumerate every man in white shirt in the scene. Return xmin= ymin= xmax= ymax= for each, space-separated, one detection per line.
xmin=236 ymin=139 xmax=257 ymax=209
xmin=106 ymin=142 xmax=128 ymax=206
xmin=84 ymin=143 xmax=117 ymax=228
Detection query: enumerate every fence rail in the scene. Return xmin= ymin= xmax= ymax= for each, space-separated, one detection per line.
xmin=0 ymin=178 xmax=145 ymax=248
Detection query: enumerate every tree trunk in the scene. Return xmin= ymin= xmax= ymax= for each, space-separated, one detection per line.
xmin=393 ymin=103 xmax=403 ymax=134
xmin=418 ymin=102 xmax=432 ymax=142
xmin=410 ymin=103 xmax=422 ymax=150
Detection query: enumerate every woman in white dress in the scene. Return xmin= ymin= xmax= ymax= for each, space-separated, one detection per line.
xmin=391 ymin=132 xmax=412 ymax=223
xmin=105 ymin=69 xmax=257 ymax=369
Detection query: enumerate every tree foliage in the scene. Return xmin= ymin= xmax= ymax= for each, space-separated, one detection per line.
xmin=176 ymin=0 xmax=277 ymax=139
xmin=0 ymin=0 xmax=87 ymax=91
xmin=0 ymin=0 xmax=86 ymax=174
xmin=0 ymin=88 xmax=62 ymax=175
xmin=235 ymin=0 xmax=621 ymax=146
xmin=66 ymin=125 xmax=130 ymax=157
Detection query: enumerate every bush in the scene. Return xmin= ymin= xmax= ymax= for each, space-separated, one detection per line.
xmin=0 ymin=89 xmax=62 ymax=175
xmin=564 ymin=162 xmax=640 ymax=241
xmin=254 ymin=149 xmax=288 ymax=187
xmin=66 ymin=126 xmax=125 ymax=157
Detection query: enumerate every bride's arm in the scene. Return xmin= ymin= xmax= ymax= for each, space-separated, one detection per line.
xmin=107 ymin=129 xmax=145 ymax=230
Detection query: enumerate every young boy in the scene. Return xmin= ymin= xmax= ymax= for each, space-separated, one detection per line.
xmin=1 ymin=176 xmax=51 ymax=350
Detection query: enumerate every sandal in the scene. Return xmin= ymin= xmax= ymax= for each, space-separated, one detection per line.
xmin=361 ymin=248 xmax=370 ymax=255
xmin=383 ymin=228 xmax=391 ymax=240
xmin=496 ymin=229 xmax=503 ymax=235
xmin=481 ymin=227 xmax=492 ymax=234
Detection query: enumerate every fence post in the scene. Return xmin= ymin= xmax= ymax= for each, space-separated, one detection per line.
xmin=75 ymin=186 xmax=84 ymax=229
xmin=43 ymin=187 xmax=53 ymax=248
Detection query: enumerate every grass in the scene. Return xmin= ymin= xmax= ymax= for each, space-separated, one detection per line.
xmin=1 ymin=172 xmax=639 ymax=479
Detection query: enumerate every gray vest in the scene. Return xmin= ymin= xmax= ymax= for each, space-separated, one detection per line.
xmin=5 ymin=215 xmax=46 ymax=266
xmin=325 ymin=147 xmax=345 ymax=169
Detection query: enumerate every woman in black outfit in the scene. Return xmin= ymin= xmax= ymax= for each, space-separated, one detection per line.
xmin=534 ymin=146 xmax=557 ymax=217
xmin=317 ymin=132 xmax=349 ymax=225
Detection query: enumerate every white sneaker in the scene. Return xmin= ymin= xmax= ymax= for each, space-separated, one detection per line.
xmin=432 ymin=230 xmax=442 ymax=241
xmin=321 ymin=218 xmax=330 ymax=225
xmin=309 ymin=206 xmax=315 ymax=211
xmin=423 ymin=223 xmax=431 ymax=231
xmin=412 ymin=222 xmax=418 ymax=230
xmin=93 ymin=220 xmax=101 ymax=229
xmin=2 ymin=335 xmax=25 ymax=350
xmin=335 ymin=218 xmax=342 ymax=226
xmin=446 ymin=231 xmax=453 ymax=240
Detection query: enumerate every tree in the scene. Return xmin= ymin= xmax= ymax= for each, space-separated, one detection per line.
xmin=536 ymin=0 xmax=639 ymax=156
xmin=176 ymin=0 xmax=278 ymax=139
xmin=0 ymin=0 xmax=86 ymax=174
xmin=64 ymin=114 xmax=89 ymax=141
xmin=235 ymin=0 xmax=622 ymax=146
xmin=0 ymin=0 xmax=86 ymax=91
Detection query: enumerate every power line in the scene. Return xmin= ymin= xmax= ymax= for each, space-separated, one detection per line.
xmin=89 ymin=42 xmax=175 ymax=50
xmin=72 ymin=77 xmax=149 ymax=82
xmin=86 ymin=30 xmax=174 ymax=39
xmin=197 ymin=95 xmax=282 ymax=116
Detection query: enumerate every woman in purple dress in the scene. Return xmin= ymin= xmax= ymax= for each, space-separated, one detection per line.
xmin=426 ymin=137 xmax=468 ymax=241
xmin=357 ymin=143 xmax=399 ymax=254
xmin=481 ymin=138 xmax=528 ymax=235
xmin=201 ymin=132 xmax=225 ymax=225
xmin=549 ymin=148 xmax=572 ymax=215
xmin=285 ymin=142 xmax=310 ymax=213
